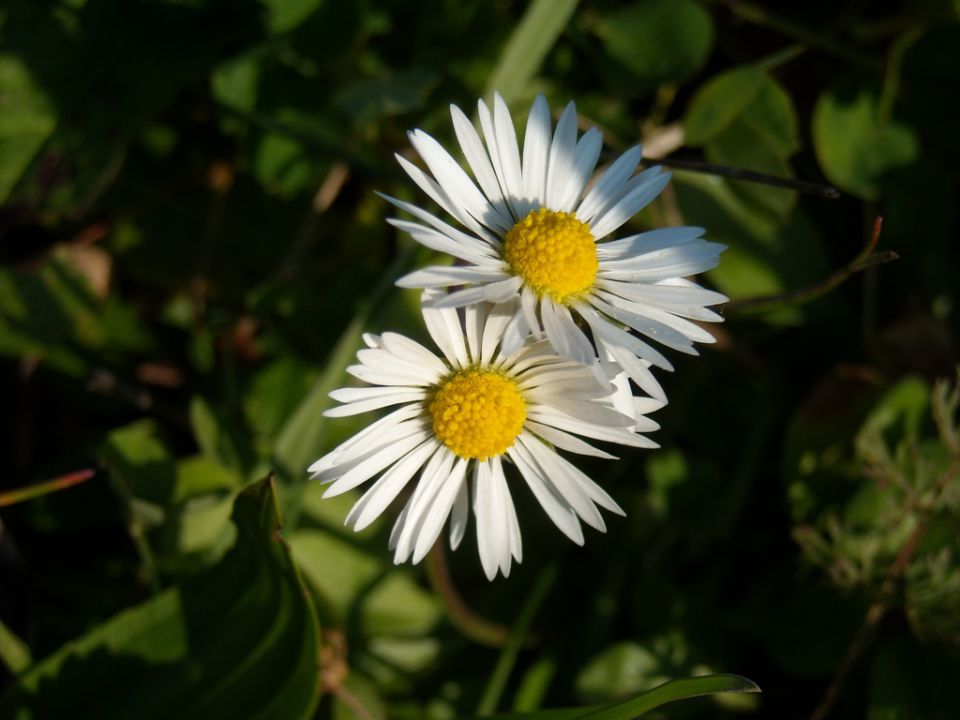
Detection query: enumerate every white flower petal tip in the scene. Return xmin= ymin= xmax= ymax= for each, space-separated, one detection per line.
xmin=311 ymin=298 xmax=662 ymax=578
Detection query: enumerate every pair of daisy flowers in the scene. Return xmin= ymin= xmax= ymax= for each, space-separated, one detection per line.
xmin=310 ymin=94 xmax=726 ymax=580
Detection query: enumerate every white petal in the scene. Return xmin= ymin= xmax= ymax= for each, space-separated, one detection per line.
xmin=308 ymin=405 xmax=422 ymax=475
xmin=421 ymin=289 xmax=469 ymax=367
xmin=600 ymin=340 xmax=667 ymax=404
xmin=500 ymin=307 xmax=529 ymax=357
xmin=596 ymin=226 xmax=706 ymax=260
xmin=525 ymin=420 xmax=617 ymax=459
xmin=322 ymin=431 xmax=431 ymax=497
xmin=576 ymin=145 xmax=642 ymax=223
xmin=575 ymin=302 xmax=674 ymax=371
xmin=378 ymin=191 xmax=502 ymax=255
xmin=590 ymin=170 xmax=672 ymax=240
xmin=540 ymin=299 xmax=594 ymax=365
xmin=527 ymin=408 xmax=659 ymax=449
xmin=398 ymin=265 xmax=509 ymax=289
xmin=493 ymin=92 xmax=525 ymax=216
xmin=395 ymin=154 xmax=497 ymax=243
xmin=521 ymin=95 xmax=551 ymax=212
xmin=430 ymin=276 xmax=523 ymax=308
xmin=381 ymin=332 xmax=450 ymax=375
xmin=356 ymin=348 xmax=442 ymax=384
xmin=449 ymin=478 xmax=469 ymax=551
xmin=508 ymin=440 xmax=584 ymax=545
xmin=545 ymin=101 xmax=578 ymax=210
xmin=451 ymin=104 xmax=511 ymax=220
xmin=519 ymin=435 xmax=606 ymax=532
xmin=557 ymin=127 xmax=603 ymax=211
xmin=521 ymin=285 xmax=542 ymax=337
xmin=324 ymin=391 xmax=425 ymax=418
xmin=412 ymin=459 xmax=469 ymax=563
xmin=388 ymin=218 xmax=499 ymax=266
xmin=393 ymin=448 xmax=456 ymax=561
xmin=587 ymin=294 xmax=698 ymax=354
xmin=481 ymin=300 xmax=520 ymax=364
xmin=346 ymin=440 xmax=440 ymax=530
xmin=473 ymin=460 xmax=504 ymax=580
xmin=409 ymin=129 xmax=512 ymax=233
xmin=597 ymin=278 xmax=727 ymax=308
xmin=490 ymin=458 xmax=520 ymax=576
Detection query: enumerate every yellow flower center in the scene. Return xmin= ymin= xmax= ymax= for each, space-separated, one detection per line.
xmin=503 ymin=208 xmax=598 ymax=303
xmin=428 ymin=369 xmax=526 ymax=461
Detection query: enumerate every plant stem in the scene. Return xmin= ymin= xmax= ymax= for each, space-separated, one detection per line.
xmin=0 ymin=469 xmax=96 ymax=507
xmin=726 ymin=216 xmax=893 ymax=314
xmin=424 ymin=541 xmax=513 ymax=648
xmin=476 ymin=563 xmax=559 ymax=716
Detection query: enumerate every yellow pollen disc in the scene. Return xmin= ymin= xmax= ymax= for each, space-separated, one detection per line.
xmin=503 ymin=208 xmax=598 ymax=303
xmin=428 ymin=370 xmax=526 ymax=461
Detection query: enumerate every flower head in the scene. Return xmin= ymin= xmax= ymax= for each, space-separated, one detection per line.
xmin=310 ymin=291 xmax=662 ymax=580
xmin=385 ymin=93 xmax=727 ymax=394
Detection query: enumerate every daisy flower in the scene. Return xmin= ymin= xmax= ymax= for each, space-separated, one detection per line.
xmin=383 ymin=93 xmax=727 ymax=395
xmin=309 ymin=291 xmax=662 ymax=580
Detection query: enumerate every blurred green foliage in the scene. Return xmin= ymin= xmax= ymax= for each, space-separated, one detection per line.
xmin=1 ymin=0 xmax=959 ymax=718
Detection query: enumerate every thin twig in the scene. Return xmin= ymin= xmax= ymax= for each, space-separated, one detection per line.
xmin=0 ymin=469 xmax=96 ymax=508
xmin=649 ymin=156 xmax=841 ymax=199
xmin=809 ymin=459 xmax=959 ymax=720
xmin=727 ymin=216 xmax=894 ymax=314
xmin=424 ymin=541 xmax=512 ymax=648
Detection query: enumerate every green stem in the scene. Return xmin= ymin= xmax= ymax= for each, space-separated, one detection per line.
xmin=424 ymin=541 xmax=512 ymax=648
xmin=476 ymin=563 xmax=559 ymax=716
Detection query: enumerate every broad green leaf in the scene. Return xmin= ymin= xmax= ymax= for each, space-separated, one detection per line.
xmin=0 ymin=477 xmax=321 ymax=720
xmin=485 ymin=0 xmax=580 ymax=102
xmin=0 ymin=619 xmax=30 ymax=675
xmin=576 ymin=643 xmax=667 ymax=702
xmin=686 ymin=67 xmax=800 ymax=218
xmin=263 ymin=0 xmax=327 ymax=35
xmin=813 ymin=80 xmax=919 ymax=200
xmin=0 ymin=54 xmax=56 ymax=204
xmin=482 ymin=674 xmax=759 ymax=719
xmin=574 ymin=674 xmax=759 ymax=719
xmin=289 ymin=528 xmax=440 ymax=637
xmin=684 ymin=66 xmax=767 ymax=145
xmin=595 ymin=0 xmax=714 ymax=91
xmin=189 ymin=396 xmax=255 ymax=475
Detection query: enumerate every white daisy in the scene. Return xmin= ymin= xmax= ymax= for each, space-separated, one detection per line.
xmin=309 ymin=291 xmax=662 ymax=580
xmin=383 ymin=93 xmax=727 ymax=396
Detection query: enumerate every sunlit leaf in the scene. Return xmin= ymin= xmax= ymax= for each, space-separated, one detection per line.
xmin=813 ymin=80 xmax=919 ymax=200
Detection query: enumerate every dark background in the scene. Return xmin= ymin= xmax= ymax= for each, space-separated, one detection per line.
xmin=1 ymin=0 xmax=959 ymax=718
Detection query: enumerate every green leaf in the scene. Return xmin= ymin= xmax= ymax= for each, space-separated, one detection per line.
xmin=0 ymin=477 xmax=321 ymax=720
xmin=576 ymin=643 xmax=667 ymax=702
xmin=813 ymin=80 xmax=919 ymax=200
xmin=574 ymin=674 xmax=759 ymax=719
xmin=0 ymin=54 xmax=56 ymax=204
xmin=686 ymin=66 xmax=800 ymax=218
xmin=189 ymin=396 xmax=255 ymax=475
xmin=595 ymin=0 xmax=714 ymax=91
xmin=684 ymin=66 xmax=767 ymax=145
xmin=262 ymin=0 xmax=327 ymax=35
xmin=485 ymin=0 xmax=580 ymax=102
xmin=482 ymin=674 xmax=759 ymax=719
xmin=0 ymin=619 xmax=31 ymax=675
